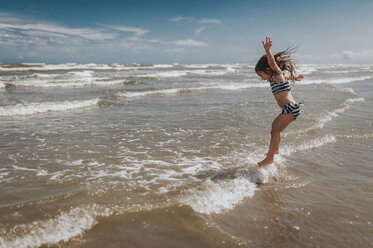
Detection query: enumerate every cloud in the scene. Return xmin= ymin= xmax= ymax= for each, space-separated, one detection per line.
xmin=124 ymin=36 xmax=166 ymax=44
xmin=330 ymin=49 xmax=373 ymax=62
xmin=165 ymin=47 xmax=185 ymax=53
xmin=198 ymin=19 xmax=222 ymax=24
xmin=174 ymin=39 xmax=207 ymax=46
xmin=169 ymin=16 xmax=194 ymax=22
xmin=100 ymin=24 xmax=149 ymax=36
xmin=0 ymin=12 xmax=211 ymax=63
xmin=0 ymin=23 xmax=115 ymax=41
xmin=0 ymin=12 xmax=23 ymax=24
xmin=194 ymin=27 xmax=206 ymax=36
xmin=297 ymin=50 xmax=373 ymax=63
xmin=170 ymin=16 xmax=222 ymax=24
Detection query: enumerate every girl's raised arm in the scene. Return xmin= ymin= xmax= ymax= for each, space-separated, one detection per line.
xmin=262 ymin=37 xmax=282 ymax=75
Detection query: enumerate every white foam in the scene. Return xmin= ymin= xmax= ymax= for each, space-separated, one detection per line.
xmin=0 ymin=98 xmax=100 ymax=117
xmin=10 ymin=79 xmax=128 ymax=88
xmin=36 ymin=170 xmax=48 ymax=176
xmin=280 ymin=134 xmax=337 ymax=156
xmin=137 ymin=70 xmax=188 ymax=78
xmin=180 ymin=178 xmax=257 ymax=214
xmin=115 ymin=83 xmax=267 ymax=99
xmin=338 ymin=133 xmax=373 ymax=139
xmin=0 ymin=63 xmax=114 ymax=71
xmin=115 ymin=88 xmax=182 ymax=98
xmin=180 ymin=134 xmax=337 ymax=215
xmin=21 ymin=63 xmax=45 ymax=66
xmin=286 ymin=96 xmax=365 ymax=136
xmin=178 ymin=64 xmax=216 ymax=68
xmin=258 ymin=163 xmax=280 ymax=183
xmin=135 ymin=67 xmax=237 ymax=78
xmin=297 ymin=66 xmax=318 ymax=75
xmin=326 ymin=85 xmax=356 ymax=94
xmin=152 ymin=64 xmax=174 ymax=68
xmin=0 ymin=205 xmax=112 ymax=248
xmin=300 ymin=75 xmax=373 ymax=85
xmin=0 ymin=81 xmax=5 ymax=89
xmin=27 ymin=73 xmax=59 ymax=79
xmin=313 ymin=97 xmax=364 ymax=130
xmin=67 ymin=70 xmax=94 ymax=77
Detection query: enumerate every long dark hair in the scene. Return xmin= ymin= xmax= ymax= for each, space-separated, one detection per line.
xmin=255 ymin=45 xmax=297 ymax=82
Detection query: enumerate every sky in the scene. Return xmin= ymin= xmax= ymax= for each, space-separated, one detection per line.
xmin=0 ymin=0 xmax=373 ymax=64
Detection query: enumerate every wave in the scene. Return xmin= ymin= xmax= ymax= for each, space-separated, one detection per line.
xmin=308 ymin=97 xmax=363 ymax=134
xmin=0 ymin=199 xmax=176 ymax=248
xmin=0 ymin=99 xmax=100 ymax=117
xmin=180 ymin=134 xmax=336 ymax=214
xmin=300 ymin=75 xmax=373 ymax=85
xmin=115 ymin=83 xmax=267 ymax=98
xmin=0 ymin=63 xmax=114 ymax=72
xmin=180 ymin=178 xmax=257 ymax=215
xmin=285 ymin=96 xmax=365 ymax=137
xmin=27 ymin=73 xmax=59 ymax=79
xmin=136 ymin=70 xmax=188 ymax=78
xmin=321 ymin=84 xmax=356 ymax=95
xmin=337 ymin=133 xmax=373 ymax=139
xmin=0 ymin=63 xmax=192 ymax=72
xmin=4 ymin=79 xmax=131 ymax=88
xmin=0 ymin=205 xmax=112 ymax=248
xmin=152 ymin=64 xmax=174 ymax=68
xmin=67 ymin=70 xmax=94 ymax=77
xmin=133 ymin=68 xmax=237 ymax=79
xmin=297 ymin=65 xmax=318 ymax=75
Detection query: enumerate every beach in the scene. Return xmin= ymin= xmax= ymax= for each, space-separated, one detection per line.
xmin=0 ymin=63 xmax=372 ymax=247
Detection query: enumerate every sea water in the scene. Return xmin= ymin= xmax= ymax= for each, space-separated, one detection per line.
xmin=0 ymin=63 xmax=372 ymax=247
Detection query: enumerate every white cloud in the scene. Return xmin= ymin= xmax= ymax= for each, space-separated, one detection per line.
xmin=170 ymin=16 xmax=222 ymax=24
xmin=198 ymin=19 xmax=222 ymax=24
xmin=330 ymin=49 xmax=373 ymax=62
xmin=0 ymin=12 xmax=215 ymax=63
xmin=194 ymin=27 xmax=206 ymax=36
xmin=297 ymin=50 xmax=373 ymax=63
xmin=169 ymin=16 xmax=194 ymax=22
xmin=165 ymin=47 xmax=185 ymax=53
xmin=0 ymin=12 xmax=23 ymax=24
xmin=0 ymin=23 xmax=115 ymax=40
xmin=101 ymin=24 xmax=149 ymax=36
xmin=174 ymin=39 xmax=207 ymax=46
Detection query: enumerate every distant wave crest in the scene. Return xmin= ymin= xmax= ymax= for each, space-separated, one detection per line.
xmin=0 ymin=99 xmax=100 ymax=117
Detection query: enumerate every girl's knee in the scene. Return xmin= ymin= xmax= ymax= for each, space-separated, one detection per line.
xmin=271 ymin=128 xmax=281 ymax=137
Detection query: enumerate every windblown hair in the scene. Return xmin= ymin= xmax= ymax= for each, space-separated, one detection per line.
xmin=255 ymin=45 xmax=297 ymax=82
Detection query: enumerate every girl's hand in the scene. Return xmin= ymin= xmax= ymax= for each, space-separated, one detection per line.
xmin=262 ymin=36 xmax=272 ymax=51
xmin=295 ymin=74 xmax=304 ymax=81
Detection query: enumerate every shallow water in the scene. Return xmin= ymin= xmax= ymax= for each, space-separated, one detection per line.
xmin=0 ymin=63 xmax=372 ymax=247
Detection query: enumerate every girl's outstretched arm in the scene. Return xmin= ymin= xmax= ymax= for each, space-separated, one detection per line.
xmin=286 ymin=74 xmax=304 ymax=81
xmin=262 ymin=37 xmax=282 ymax=75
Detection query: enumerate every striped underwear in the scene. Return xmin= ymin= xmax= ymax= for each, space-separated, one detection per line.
xmin=281 ymin=101 xmax=304 ymax=120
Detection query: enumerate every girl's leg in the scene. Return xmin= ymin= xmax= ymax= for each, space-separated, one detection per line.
xmin=258 ymin=113 xmax=294 ymax=167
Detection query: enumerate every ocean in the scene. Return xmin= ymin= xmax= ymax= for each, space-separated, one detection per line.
xmin=0 ymin=63 xmax=372 ymax=247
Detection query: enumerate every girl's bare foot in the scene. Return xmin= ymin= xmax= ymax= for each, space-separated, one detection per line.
xmin=258 ymin=157 xmax=274 ymax=167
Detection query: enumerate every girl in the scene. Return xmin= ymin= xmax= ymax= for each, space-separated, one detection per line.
xmin=255 ymin=36 xmax=303 ymax=167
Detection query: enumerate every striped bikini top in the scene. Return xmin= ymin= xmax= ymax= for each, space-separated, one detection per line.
xmin=270 ymin=77 xmax=291 ymax=95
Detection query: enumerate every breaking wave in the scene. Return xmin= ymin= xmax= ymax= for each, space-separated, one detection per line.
xmin=0 ymin=99 xmax=100 ymax=117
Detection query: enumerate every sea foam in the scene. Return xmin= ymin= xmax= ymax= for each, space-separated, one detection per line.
xmin=0 ymin=205 xmax=112 ymax=248
xmin=0 ymin=99 xmax=100 ymax=117
xmin=181 ymin=134 xmax=337 ymax=214
xmin=115 ymin=83 xmax=267 ymax=99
